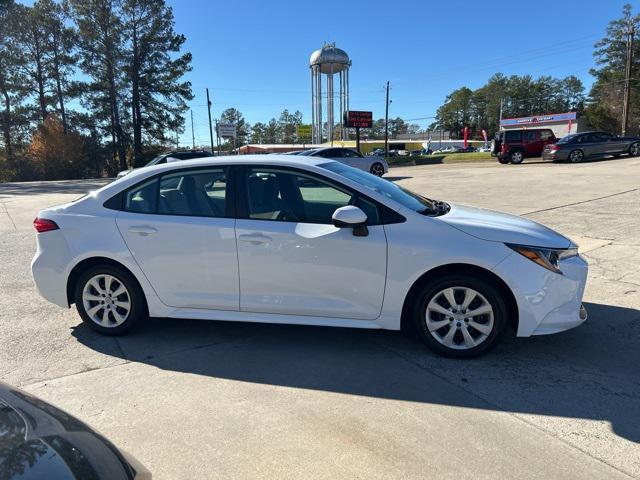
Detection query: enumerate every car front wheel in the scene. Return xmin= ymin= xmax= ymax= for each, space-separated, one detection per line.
xmin=629 ymin=142 xmax=640 ymax=157
xmin=411 ymin=274 xmax=507 ymax=358
xmin=370 ymin=162 xmax=385 ymax=176
xmin=74 ymin=264 xmax=145 ymax=335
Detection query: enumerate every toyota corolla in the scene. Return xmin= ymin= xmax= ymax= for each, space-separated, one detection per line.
xmin=31 ymin=156 xmax=588 ymax=358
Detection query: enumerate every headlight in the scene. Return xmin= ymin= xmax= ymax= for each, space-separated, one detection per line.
xmin=506 ymin=244 xmax=578 ymax=274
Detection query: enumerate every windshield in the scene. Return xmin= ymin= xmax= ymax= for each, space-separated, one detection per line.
xmin=320 ymin=161 xmax=438 ymax=214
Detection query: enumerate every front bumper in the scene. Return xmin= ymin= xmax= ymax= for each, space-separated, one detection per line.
xmin=494 ymin=252 xmax=589 ymax=337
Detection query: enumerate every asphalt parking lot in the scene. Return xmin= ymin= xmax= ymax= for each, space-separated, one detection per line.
xmin=1 ymin=157 xmax=639 ymax=479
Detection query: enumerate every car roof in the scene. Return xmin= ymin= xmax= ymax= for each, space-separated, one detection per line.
xmin=120 ymin=154 xmax=330 ymax=180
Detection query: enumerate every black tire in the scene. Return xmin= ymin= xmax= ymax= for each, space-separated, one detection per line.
xmin=370 ymin=162 xmax=385 ymax=177
xmin=629 ymin=142 xmax=640 ymax=157
xmin=509 ymin=150 xmax=524 ymax=164
xmin=497 ymin=157 xmax=510 ymax=164
xmin=74 ymin=264 xmax=146 ymax=335
xmin=410 ymin=273 xmax=508 ymax=358
xmin=568 ymin=149 xmax=584 ymax=163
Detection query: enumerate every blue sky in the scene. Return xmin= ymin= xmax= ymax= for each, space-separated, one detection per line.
xmin=173 ymin=0 xmax=630 ymax=145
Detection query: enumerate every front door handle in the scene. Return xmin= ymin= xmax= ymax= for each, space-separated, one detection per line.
xmin=129 ymin=225 xmax=157 ymax=236
xmin=238 ymin=233 xmax=272 ymax=245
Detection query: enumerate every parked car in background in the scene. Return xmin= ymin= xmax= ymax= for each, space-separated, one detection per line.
xmin=302 ymin=147 xmax=388 ymax=176
xmin=32 ymin=155 xmax=589 ymax=359
xmin=491 ymin=128 xmax=556 ymax=164
xmin=432 ymin=146 xmax=463 ymax=154
xmin=0 ymin=381 xmax=151 ymax=479
xmin=410 ymin=149 xmax=430 ymax=156
xmin=477 ymin=145 xmax=492 ymax=153
xmin=117 ymin=150 xmax=211 ymax=178
xmin=542 ymin=131 xmax=640 ymax=163
xmin=369 ymin=148 xmax=385 ymax=156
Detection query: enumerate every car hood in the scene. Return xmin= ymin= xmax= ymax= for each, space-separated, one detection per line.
xmin=439 ymin=203 xmax=572 ymax=249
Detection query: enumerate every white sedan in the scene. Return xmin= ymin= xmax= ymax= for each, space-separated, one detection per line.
xmin=31 ymin=156 xmax=588 ymax=358
xmin=301 ymin=147 xmax=389 ymax=177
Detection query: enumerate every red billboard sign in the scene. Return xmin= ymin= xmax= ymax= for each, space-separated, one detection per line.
xmin=344 ymin=111 xmax=373 ymax=129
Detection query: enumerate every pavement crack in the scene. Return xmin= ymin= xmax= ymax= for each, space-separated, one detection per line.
xmin=523 ymin=188 xmax=639 ymax=216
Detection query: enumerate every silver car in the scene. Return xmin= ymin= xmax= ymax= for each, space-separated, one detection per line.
xmin=301 ymin=147 xmax=389 ymax=176
xmin=543 ymin=131 xmax=640 ymax=162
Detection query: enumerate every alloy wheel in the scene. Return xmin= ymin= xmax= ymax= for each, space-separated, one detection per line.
xmin=370 ymin=163 xmax=385 ymax=176
xmin=630 ymin=143 xmax=640 ymax=156
xmin=425 ymin=287 xmax=494 ymax=350
xmin=569 ymin=150 xmax=583 ymax=163
xmin=82 ymin=274 xmax=131 ymax=328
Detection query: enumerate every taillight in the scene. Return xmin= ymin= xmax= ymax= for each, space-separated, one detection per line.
xmin=501 ymin=144 xmax=507 ymax=153
xmin=33 ymin=217 xmax=59 ymax=233
xmin=549 ymin=144 xmax=560 ymax=152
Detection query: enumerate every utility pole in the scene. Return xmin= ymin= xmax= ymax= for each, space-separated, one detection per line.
xmin=499 ymin=98 xmax=504 ymax=122
xmin=622 ymin=20 xmax=635 ymax=136
xmin=384 ymin=81 xmax=390 ymax=158
xmin=206 ymin=89 xmax=215 ymax=155
xmin=190 ymin=110 xmax=195 ymax=149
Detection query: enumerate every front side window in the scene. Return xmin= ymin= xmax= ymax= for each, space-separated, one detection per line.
xmin=592 ymin=132 xmax=612 ymax=142
xmin=125 ymin=178 xmax=158 ymax=214
xmin=245 ymin=168 xmax=378 ymax=224
xmin=158 ymin=168 xmax=228 ymax=217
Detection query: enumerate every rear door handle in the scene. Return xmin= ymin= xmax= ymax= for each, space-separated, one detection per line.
xmin=238 ymin=233 xmax=272 ymax=244
xmin=128 ymin=225 xmax=157 ymax=236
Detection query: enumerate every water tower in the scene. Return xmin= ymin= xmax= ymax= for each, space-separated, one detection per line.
xmin=310 ymin=43 xmax=351 ymax=144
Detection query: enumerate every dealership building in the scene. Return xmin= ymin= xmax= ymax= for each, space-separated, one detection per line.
xmin=499 ymin=112 xmax=586 ymax=138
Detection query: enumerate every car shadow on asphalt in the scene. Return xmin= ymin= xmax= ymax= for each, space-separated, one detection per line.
xmin=71 ymin=301 xmax=640 ymax=444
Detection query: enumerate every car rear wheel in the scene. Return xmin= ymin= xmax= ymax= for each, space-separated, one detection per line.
xmin=74 ymin=264 xmax=145 ymax=335
xmin=370 ymin=162 xmax=385 ymax=176
xmin=509 ymin=150 xmax=524 ymax=164
xmin=629 ymin=142 xmax=640 ymax=157
xmin=411 ymin=274 xmax=507 ymax=358
xmin=568 ymin=149 xmax=584 ymax=163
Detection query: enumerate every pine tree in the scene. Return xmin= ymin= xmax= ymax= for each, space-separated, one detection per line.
xmin=122 ymin=0 xmax=192 ymax=166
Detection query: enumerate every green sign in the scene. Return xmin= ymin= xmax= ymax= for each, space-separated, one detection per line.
xmin=296 ymin=124 xmax=312 ymax=139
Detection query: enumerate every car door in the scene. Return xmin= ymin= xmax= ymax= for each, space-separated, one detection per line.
xmin=522 ymin=130 xmax=537 ymax=157
xmin=340 ymin=149 xmax=369 ymax=172
xmin=235 ymin=166 xmax=387 ymax=320
xmin=116 ymin=167 xmax=239 ymax=310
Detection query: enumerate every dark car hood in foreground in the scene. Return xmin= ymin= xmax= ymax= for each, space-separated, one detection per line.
xmin=439 ymin=203 xmax=572 ymax=249
xmin=0 ymin=382 xmax=146 ymax=479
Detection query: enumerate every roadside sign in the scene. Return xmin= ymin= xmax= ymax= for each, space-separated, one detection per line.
xmin=217 ymin=123 xmax=236 ymax=138
xmin=344 ymin=111 xmax=373 ymax=129
xmin=296 ymin=124 xmax=312 ymax=138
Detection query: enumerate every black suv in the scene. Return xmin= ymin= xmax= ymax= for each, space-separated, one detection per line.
xmin=117 ymin=150 xmax=212 ymax=178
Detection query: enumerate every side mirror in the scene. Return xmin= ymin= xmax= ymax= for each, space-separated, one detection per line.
xmin=332 ymin=206 xmax=368 ymax=237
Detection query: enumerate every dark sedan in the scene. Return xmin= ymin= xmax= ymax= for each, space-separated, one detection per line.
xmin=0 ymin=382 xmax=150 ymax=479
xmin=543 ymin=131 xmax=640 ymax=162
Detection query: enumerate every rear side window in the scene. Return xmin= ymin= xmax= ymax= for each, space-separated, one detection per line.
xmin=523 ymin=131 xmax=536 ymax=141
xmin=505 ymin=131 xmax=522 ymax=142
xmin=125 ymin=178 xmax=158 ymax=214
xmin=540 ymin=130 xmax=554 ymax=140
xmin=158 ymin=168 xmax=228 ymax=217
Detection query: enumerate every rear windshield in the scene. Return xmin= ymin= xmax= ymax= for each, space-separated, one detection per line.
xmin=557 ymin=134 xmax=580 ymax=144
